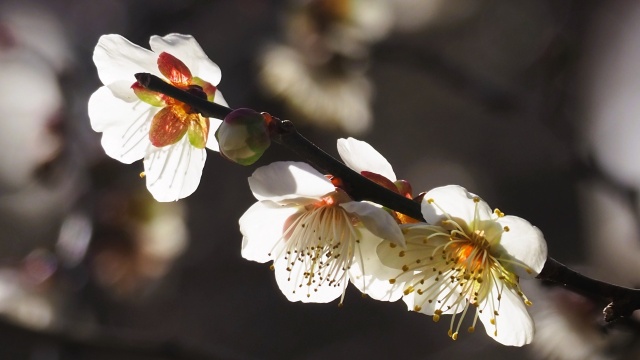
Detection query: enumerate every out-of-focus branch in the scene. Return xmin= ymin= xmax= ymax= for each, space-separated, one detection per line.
xmin=135 ymin=72 xmax=640 ymax=323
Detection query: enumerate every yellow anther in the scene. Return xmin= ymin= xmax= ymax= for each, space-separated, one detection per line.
xmin=525 ymin=300 xmax=533 ymax=306
xmin=473 ymin=197 xmax=480 ymax=203
xmin=269 ymin=265 xmax=275 ymax=271
xmin=139 ymin=172 xmax=146 ymax=178
xmin=427 ymin=198 xmax=435 ymax=204
xmin=433 ymin=310 xmax=442 ymax=322
xmin=414 ymin=305 xmax=422 ymax=311
xmin=493 ymin=208 xmax=505 ymax=217
xmin=504 ymin=226 xmax=510 ymax=232
xmin=451 ymin=332 xmax=459 ymax=340
xmin=402 ymin=265 xmax=409 ymax=272
xmin=389 ymin=243 xmax=397 ymax=248
xmin=399 ymin=251 xmax=406 ymax=257
xmin=389 ymin=279 xmax=396 ymax=284
xmin=490 ymin=318 xmax=496 ymax=325
xmin=403 ymin=286 xmax=415 ymax=295
xmin=468 ymin=326 xmax=475 ymax=333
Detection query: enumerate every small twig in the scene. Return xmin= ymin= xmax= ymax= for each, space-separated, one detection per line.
xmin=136 ymin=72 xmax=640 ymax=323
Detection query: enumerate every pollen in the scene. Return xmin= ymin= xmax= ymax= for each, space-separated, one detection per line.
xmin=433 ymin=310 xmax=442 ymax=322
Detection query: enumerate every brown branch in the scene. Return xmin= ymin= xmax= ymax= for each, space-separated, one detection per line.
xmin=537 ymin=257 xmax=640 ymax=322
xmin=136 ymin=72 xmax=640 ymax=323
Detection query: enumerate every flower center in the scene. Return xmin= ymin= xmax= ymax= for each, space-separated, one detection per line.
xmin=132 ymin=52 xmax=218 ymax=149
xmin=273 ymin=200 xmax=359 ymax=304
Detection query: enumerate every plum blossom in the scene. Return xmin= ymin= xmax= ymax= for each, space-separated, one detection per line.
xmin=377 ymin=185 xmax=547 ymax=346
xmin=88 ymin=34 xmax=227 ymax=201
xmin=240 ymin=139 xmax=406 ymax=304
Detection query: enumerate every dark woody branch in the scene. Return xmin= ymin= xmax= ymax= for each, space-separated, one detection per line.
xmin=135 ymin=73 xmax=424 ymax=220
xmin=135 ymin=72 xmax=640 ymax=323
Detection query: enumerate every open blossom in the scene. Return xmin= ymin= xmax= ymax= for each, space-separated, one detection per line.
xmin=88 ymin=34 xmax=227 ymax=201
xmin=240 ymin=139 xmax=406 ymax=304
xmin=377 ymin=185 xmax=547 ymax=346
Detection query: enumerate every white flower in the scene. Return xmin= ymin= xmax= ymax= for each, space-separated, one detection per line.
xmin=377 ymin=185 xmax=547 ymax=346
xmin=88 ymin=34 xmax=228 ymax=201
xmin=240 ymin=155 xmax=404 ymax=304
xmin=258 ymin=44 xmax=373 ymax=135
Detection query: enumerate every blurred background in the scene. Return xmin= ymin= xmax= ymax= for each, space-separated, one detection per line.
xmin=0 ymin=0 xmax=639 ymax=359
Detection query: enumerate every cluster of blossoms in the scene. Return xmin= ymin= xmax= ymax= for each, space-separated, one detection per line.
xmin=88 ymin=34 xmax=548 ymax=347
xmin=240 ymin=138 xmax=548 ymax=346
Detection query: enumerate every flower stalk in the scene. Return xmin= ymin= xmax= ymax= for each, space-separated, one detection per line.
xmin=133 ymin=71 xmax=640 ymax=324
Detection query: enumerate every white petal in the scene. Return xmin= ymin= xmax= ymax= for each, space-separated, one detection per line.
xmin=349 ymin=230 xmax=405 ymax=301
xmin=421 ymin=185 xmax=492 ymax=227
xmin=340 ymin=201 xmax=404 ymax=246
xmin=213 ymin=89 xmax=228 ymax=107
xmin=88 ymin=86 xmax=156 ymax=164
xmin=376 ymin=224 xmax=448 ymax=269
xmin=239 ymin=201 xmax=299 ymax=263
xmin=143 ymin=137 xmax=206 ymax=201
xmin=204 ymin=89 xmax=228 ymax=152
xmin=496 ymin=216 xmax=548 ymax=275
xmin=205 ymin=118 xmax=223 ymax=152
xmin=248 ymin=162 xmax=334 ymax=203
xmin=478 ymin=283 xmax=534 ymax=346
xmin=403 ymin=275 xmax=460 ymax=315
xmin=149 ymin=34 xmax=222 ymax=85
xmin=93 ymin=34 xmax=159 ymax=86
xmin=337 ymin=137 xmax=396 ymax=180
xmin=273 ymin=256 xmax=344 ymax=303
xmin=106 ymin=80 xmax=140 ymax=102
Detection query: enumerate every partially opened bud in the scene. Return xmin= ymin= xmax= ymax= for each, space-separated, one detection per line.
xmin=216 ymin=108 xmax=271 ymax=165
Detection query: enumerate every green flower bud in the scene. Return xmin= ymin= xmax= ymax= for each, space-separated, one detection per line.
xmin=216 ymin=108 xmax=271 ymax=165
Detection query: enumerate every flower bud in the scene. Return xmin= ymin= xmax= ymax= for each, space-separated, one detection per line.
xmin=216 ymin=108 xmax=271 ymax=165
